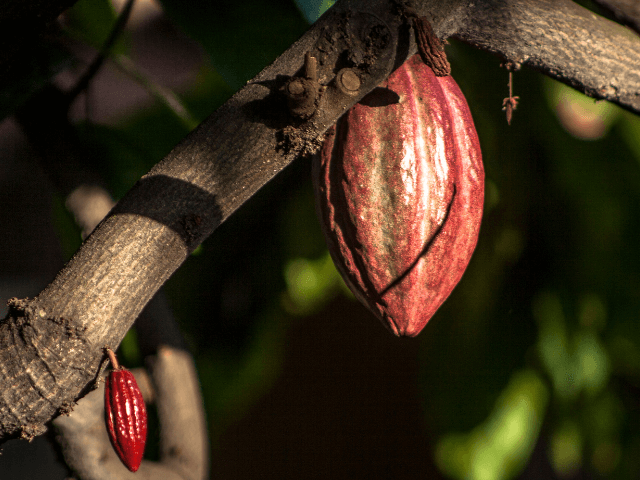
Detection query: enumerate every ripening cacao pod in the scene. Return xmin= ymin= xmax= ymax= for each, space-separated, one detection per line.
xmin=313 ymin=54 xmax=484 ymax=337
xmin=104 ymin=350 xmax=147 ymax=472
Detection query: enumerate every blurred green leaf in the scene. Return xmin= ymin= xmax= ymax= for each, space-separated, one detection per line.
xmin=435 ymin=370 xmax=548 ymax=480
xmin=119 ymin=328 xmax=142 ymax=366
xmin=293 ymin=0 xmax=335 ymax=22
xmin=534 ymin=291 xmax=610 ymax=401
xmin=282 ymin=251 xmax=343 ymax=315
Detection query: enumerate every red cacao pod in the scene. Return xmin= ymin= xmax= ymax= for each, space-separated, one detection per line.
xmin=313 ymin=54 xmax=484 ymax=337
xmin=104 ymin=355 xmax=147 ymax=472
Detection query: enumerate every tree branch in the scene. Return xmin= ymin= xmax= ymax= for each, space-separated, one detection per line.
xmin=1 ymin=0 xmax=639 ymax=442
xmin=455 ymin=0 xmax=640 ymax=113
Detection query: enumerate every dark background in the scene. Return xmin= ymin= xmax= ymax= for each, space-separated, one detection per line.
xmin=1 ymin=0 xmax=639 ymax=478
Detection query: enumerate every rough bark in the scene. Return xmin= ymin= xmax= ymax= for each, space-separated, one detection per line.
xmin=0 ymin=0 xmax=639 ymax=443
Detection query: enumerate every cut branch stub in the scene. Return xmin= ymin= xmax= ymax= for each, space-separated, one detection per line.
xmin=283 ymin=54 xmax=321 ymax=119
xmin=335 ymin=68 xmax=362 ymax=95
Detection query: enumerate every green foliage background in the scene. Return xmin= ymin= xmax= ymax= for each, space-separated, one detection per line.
xmin=13 ymin=0 xmax=640 ymax=478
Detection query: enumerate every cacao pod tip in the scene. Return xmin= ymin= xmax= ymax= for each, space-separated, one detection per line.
xmin=386 ymin=319 xmax=415 ymax=338
xmin=382 ymin=312 xmax=429 ymax=338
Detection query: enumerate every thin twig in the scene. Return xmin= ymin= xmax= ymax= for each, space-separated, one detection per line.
xmin=66 ymin=0 xmax=137 ymax=105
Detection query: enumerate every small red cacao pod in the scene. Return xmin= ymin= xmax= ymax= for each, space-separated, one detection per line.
xmin=104 ymin=367 xmax=147 ymax=472
xmin=313 ymin=54 xmax=484 ymax=337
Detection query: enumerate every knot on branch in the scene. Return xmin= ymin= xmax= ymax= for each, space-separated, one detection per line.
xmin=0 ymin=298 xmax=96 ymax=441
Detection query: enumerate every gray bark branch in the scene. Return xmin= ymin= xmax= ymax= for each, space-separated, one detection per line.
xmin=1 ymin=0 xmax=639 ymax=443
xmin=455 ymin=0 xmax=640 ymax=113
